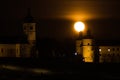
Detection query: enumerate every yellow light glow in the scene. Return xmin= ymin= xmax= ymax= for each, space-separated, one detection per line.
xmin=74 ymin=21 xmax=85 ymax=32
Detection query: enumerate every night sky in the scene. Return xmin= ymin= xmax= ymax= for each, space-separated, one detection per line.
xmin=0 ymin=0 xmax=120 ymax=40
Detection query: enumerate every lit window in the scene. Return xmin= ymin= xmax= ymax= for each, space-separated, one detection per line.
xmin=117 ymin=48 xmax=119 ymax=51
xmin=99 ymin=48 xmax=101 ymax=52
xmin=108 ymin=48 xmax=110 ymax=52
xmin=74 ymin=52 xmax=77 ymax=55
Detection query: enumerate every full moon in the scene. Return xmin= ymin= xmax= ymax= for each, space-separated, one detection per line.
xmin=74 ymin=21 xmax=85 ymax=32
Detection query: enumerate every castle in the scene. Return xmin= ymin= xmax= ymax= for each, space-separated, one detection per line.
xmin=76 ymin=29 xmax=120 ymax=63
xmin=0 ymin=10 xmax=37 ymax=57
xmin=0 ymin=10 xmax=120 ymax=63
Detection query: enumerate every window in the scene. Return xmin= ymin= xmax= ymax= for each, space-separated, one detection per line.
xmin=23 ymin=26 xmax=27 ymax=30
xmin=112 ymin=53 xmax=115 ymax=56
xmin=74 ymin=52 xmax=77 ymax=55
xmin=88 ymin=43 xmax=90 ymax=45
xmin=30 ymin=26 xmax=33 ymax=30
xmin=80 ymin=43 xmax=82 ymax=47
xmin=117 ymin=54 xmax=119 ymax=56
xmin=99 ymin=53 xmax=101 ymax=56
xmin=1 ymin=48 xmax=3 ymax=53
xmin=16 ymin=49 xmax=18 ymax=53
xmin=108 ymin=48 xmax=110 ymax=52
xmin=7 ymin=49 xmax=16 ymax=57
xmin=113 ymin=48 xmax=115 ymax=51
xmin=117 ymin=48 xmax=119 ymax=51
xmin=108 ymin=54 xmax=111 ymax=57
xmin=99 ymin=48 xmax=101 ymax=52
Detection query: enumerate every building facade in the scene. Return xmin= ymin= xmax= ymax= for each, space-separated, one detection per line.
xmin=99 ymin=45 xmax=120 ymax=62
xmin=76 ymin=29 xmax=120 ymax=63
xmin=0 ymin=10 xmax=36 ymax=57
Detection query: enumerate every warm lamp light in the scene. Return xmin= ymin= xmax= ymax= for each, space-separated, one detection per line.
xmin=74 ymin=21 xmax=85 ymax=32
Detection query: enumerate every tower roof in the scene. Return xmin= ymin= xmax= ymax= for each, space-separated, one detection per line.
xmin=24 ymin=8 xmax=34 ymax=23
xmin=76 ymin=32 xmax=83 ymax=40
xmin=83 ymin=29 xmax=93 ymax=39
xmin=95 ymin=39 xmax=120 ymax=46
xmin=0 ymin=36 xmax=28 ymax=44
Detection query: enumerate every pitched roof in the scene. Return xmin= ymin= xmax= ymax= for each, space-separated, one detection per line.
xmin=95 ymin=39 xmax=120 ymax=46
xmin=0 ymin=36 xmax=28 ymax=44
xmin=24 ymin=8 xmax=35 ymax=23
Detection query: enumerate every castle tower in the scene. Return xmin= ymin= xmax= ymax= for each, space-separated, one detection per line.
xmin=82 ymin=29 xmax=94 ymax=62
xmin=23 ymin=8 xmax=36 ymax=45
xmin=76 ymin=32 xmax=83 ymax=55
xmin=21 ymin=9 xmax=36 ymax=57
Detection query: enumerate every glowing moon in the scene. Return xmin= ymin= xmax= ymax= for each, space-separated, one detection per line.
xmin=74 ymin=21 xmax=85 ymax=32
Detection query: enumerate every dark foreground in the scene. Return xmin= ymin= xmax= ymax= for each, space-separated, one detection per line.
xmin=0 ymin=57 xmax=120 ymax=80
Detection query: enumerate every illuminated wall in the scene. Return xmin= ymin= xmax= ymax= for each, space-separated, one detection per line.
xmin=76 ymin=40 xmax=82 ymax=55
xmin=99 ymin=46 xmax=120 ymax=63
xmin=0 ymin=43 xmax=36 ymax=57
xmin=22 ymin=22 xmax=36 ymax=57
xmin=82 ymin=39 xmax=94 ymax=62
xmin=0 ymin=44 xmax=20 ymax=57
xmin=75 ymin=29 xmax=120 ymax=63
xmin=23 ymin=23 xmax=36 ymax=44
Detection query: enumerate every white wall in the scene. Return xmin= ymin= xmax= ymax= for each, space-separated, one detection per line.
xmin=99 ymin=46 xmax=120 ymax=62
xmin=0 ymin=44 xmax=20 ymax=57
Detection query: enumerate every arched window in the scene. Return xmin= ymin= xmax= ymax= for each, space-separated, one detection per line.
xmin=99 ymin=48 xmax=101 ymax=52
xmin=113 ymin=48 xmax=115 ymax=51
xmin=30 ymin=26 xmax=33 ymax=30
xmin=1 ymin=48 xmax=3 ymax=53
xmin=88 ymin=43 xmax=90 ymax=45
xmin=108 ymin=48 xmax=110 ymax=52
xmin=117 ymin=48 xmax=119 ymax=51
xmin=117 ymin=53 xmax=119 ymax=56
xmin=108 ymin=54 xmax=111 ymax=57
xmin=23 ymin=26 xmax=27 ymax=30
xmin=112 ymin=53 xmax=115 ymax=56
